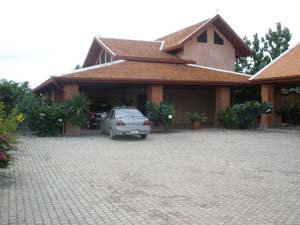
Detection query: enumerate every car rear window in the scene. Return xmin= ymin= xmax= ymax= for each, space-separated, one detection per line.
xmin=116 ymin=109 xmax=143 ymax=117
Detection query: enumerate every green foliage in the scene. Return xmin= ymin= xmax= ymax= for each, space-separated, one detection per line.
xmin=217 ymin=101 xmax=273 ymax=129
xmin=65 ymin=93 xmax=90 ymax=128
xmin=0 ymin=79 xmax=32 ymax=115
xmin=184 ymin=112 xmax=207 ymax=124
xmin=0 ymin=135 xmax=13 ymax=169
xmin=288 ymin=87 xmax=300 ymax=95
xmin=30 ymin=103 xmax=67 ymax=136
xmin=0 ymin=102 xmax=18 ymax=141
xmin=0 ymin=102 xmax=19 ymax=169
xmin=145 ymin=102 xmax=175 ymax=128
xmin=235 ymin=22 xmax=291 ymax=75
xmin=277 ymin=105 xmax=300 ymax=125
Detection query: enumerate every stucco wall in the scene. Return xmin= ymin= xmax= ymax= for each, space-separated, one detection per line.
xmin=181 ymin=24 xmax=235 ymax=71
xmin=164 ymin=88 xmax=215 ymax=125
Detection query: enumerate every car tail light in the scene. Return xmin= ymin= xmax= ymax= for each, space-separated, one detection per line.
xmin=143 ymin=120 xmax=151 ymax=126
xmin=116 ymin=120 xmax=125 ymax=126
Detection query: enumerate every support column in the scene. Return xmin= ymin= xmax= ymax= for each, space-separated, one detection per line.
xmin=260 ymin=84 xmax=275 ymax=128
xmin=215 ymin=87 xmax=230 ymax=127
xmin=147 ymin=85 xmax=163 ymax=104
xmin=51 ymin=89 xmax=63 ymax=103
xmin=63 ymin=84 xmax=79 ymax=101
xmin=63 ymin=84 xmax=79 ymax=135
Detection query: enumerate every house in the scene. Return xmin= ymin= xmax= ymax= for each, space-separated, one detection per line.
xmin=34 ymin=14 xmax=299 ymax=133
xmin=250 ymin=42 xmax=300 ymax=128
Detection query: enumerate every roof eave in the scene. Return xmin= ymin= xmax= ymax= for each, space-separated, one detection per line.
xmin=114 ymin=55 xmax=195 ymax=64
xmin=54 ymin=76 xmax=251 ymax=86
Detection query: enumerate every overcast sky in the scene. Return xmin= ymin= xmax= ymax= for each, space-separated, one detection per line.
xmin=0 ymin=0 xmax=299 ymax=88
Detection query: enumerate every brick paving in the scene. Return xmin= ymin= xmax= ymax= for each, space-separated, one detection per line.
xmin=1 ymin=128 xmax=300 ymax=225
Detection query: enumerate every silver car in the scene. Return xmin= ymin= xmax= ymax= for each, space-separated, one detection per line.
xmin=101 ymin=107 xmax=151 ymax=139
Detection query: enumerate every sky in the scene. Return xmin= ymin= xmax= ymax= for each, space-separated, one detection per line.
xmin=0 ymin=0 xmax=299 ymax=88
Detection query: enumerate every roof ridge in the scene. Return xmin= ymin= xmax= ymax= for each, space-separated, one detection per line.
xmin=250 ymin=41 xmax=300 ymax=80
xmin=156 ymin=19 xmax=209 ymax=41
xmin=97 ymin=36 xmax=162 ymax=43
xmin=178 ymin=15 xmax=217 ymax=45
xmin=187 ymin=64 xmax=252 ymax=77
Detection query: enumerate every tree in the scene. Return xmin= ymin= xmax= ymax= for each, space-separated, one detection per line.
xmin=235 ymin=22 xmax=291 ymax=75
xmin=0 ymin=79 xmax=32 ymax=115
xmin=74 ymin=65 xmax=81 ymax=70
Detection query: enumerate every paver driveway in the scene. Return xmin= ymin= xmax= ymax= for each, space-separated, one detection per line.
xmin=1 ymin=128 xmax=300 ymax=225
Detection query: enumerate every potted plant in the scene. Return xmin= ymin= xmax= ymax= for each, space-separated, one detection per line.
xmin=184 ymin=112 xmax=207 ymax=129
xmin=65 ymin=93 xmax=90 ymax=135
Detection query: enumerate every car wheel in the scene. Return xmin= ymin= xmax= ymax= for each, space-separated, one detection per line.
xmin=140 ymin=134 xmax=147 ymax=139
xmin=109 ymin=128 xmax=116 ymax=140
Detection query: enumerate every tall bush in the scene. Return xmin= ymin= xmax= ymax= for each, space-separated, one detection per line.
xmin=65 ymin=93 xmax=90 ymax=128
xmin=217 ymin=101 xmax=272 ymax=129
xmin=0 ymin=102 xmax=20 ymax=168
xmin=145 ymin=102 xmax=175 ymax=128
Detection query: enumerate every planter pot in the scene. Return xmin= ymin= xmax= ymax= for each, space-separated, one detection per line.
xmin=64 ymin=123 xmax=81 ymax=136
xmin=193 ymin=120 xmax=201 ymax=129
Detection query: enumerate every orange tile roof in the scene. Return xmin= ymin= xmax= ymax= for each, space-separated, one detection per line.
xmin=157 ymin=14 xmax=251 ymax=57
xmin=156 ymin=20 xmax=208 ymax=51
xmin=96 ymin=38 xmax=194 ymax=64
xmin=54 ymin=61 xmax=250 ymax=85
xmin=251 ymin=43 xmax=300 ymax=82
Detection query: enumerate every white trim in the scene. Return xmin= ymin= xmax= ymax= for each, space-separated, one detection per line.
xmin=179 ymin=14 xmax=217 ymax=45
xmin=187 ymin=64 xmax=252 ymax=77
xmin=96 ymin=38 xmax=117 ymax=56
xmin=250 ymin=42 xmax=300 ymax=80
xmin=159 ymin=40 xmax=165 ymax=51
xmin=96 ymin=36 xmax=163 ymax=43
xmin=53 ymin=60 xmax=126 ymax=77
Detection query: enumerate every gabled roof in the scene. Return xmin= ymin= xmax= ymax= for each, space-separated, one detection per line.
xmin=82 ymin=37 xmax=195 ymax=67
xmin=51 ymin=60 xmax=250 ymax=86
xmin=251 ymin=43 xmax=300 ymax=82
xmin=157 ymin=14 xmax=252 ymax=57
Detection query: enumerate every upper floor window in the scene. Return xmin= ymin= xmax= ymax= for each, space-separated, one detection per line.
xmin=100 ymin=51 xmax=106 ymax=64
xmin=197 ymin=30 xmax=207 ymax=43
xmin=106 ymin=52 xmax=111 ymax=63
xmin=99 ymin=50 xmax=112 ymax=64
xmin=214 ymin=31 xmax=224 ymax=45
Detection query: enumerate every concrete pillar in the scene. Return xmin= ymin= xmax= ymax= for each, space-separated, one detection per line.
xmin=215 ymin=87 xmax=230 ymax=126
xmin=63 ymin=84 xmax=79 ymax=100
xmin=51 ymin=89 xmax=63 ymax=103
xmin=147 ymin=85 xmax=163 ymax=104
xmin=63 ymin=84 xmax=80 ymax=135
xmin=260 ymin=84 xmax=275 ymax=128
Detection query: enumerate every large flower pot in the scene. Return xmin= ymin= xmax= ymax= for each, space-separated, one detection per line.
xmin=64 ymin=123 xmax=81 ymax=136
xmin=193 ymin=120 xmax=201 ymax=129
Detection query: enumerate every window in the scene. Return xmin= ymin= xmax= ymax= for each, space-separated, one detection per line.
xmin=197 ymin=30 xmax=207 ymax=43
xmin=214 ymin=31 xmax=224 ymax=45
xmin=100 ymin=51 xmax=106 ymax=64
xmin=106 ymin=52 xmax=111 ymax=63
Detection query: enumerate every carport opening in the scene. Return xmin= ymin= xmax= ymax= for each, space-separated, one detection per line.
xmin=79 ymin=84 xmax=148 ymax=129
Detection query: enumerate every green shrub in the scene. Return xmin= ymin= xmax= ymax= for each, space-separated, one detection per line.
xmin=184 ymin=112 xmax=207 ymax=124
xmin=0 ymin=102 xmax=19 ymax=169
xmin=65 ymin=93 xmax=90 ymax=128
xmin=0 ymin=135 xmax=13 ymax=169
xmin=145 ymin=102 xmax=175 ymax=128
xmin=28 ymin=103 xmax=67 ymax=136
xmin=288 ymin=105 xmax=300 ymax=124
xmin=277 ymin=104 xmax=300 ymax=125
xmin=217 ymin=101 xmax=272 ymax=129
xmin=0 ymin=102 xmax=19 ymax=141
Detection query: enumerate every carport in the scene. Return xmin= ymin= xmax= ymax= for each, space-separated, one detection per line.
xmin=250 ymin=43 xmax=300 ymax=128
